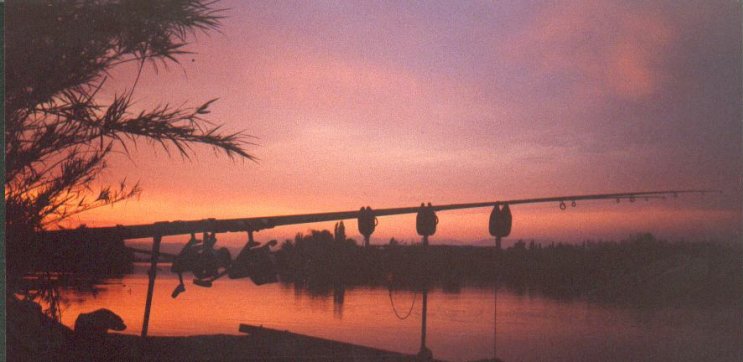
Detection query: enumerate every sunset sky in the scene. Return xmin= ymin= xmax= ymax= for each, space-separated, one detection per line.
xmin=73 ymin=0 xmax=741 ymax=246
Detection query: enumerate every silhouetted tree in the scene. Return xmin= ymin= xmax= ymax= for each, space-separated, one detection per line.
xmin=5 ymin=0 xmax=255 ymax=284
xmin=334 ymin=221 xmax=346 ymax=243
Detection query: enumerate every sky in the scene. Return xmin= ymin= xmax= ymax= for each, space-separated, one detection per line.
xmin=72 ymin=0 xmax=742 ymax=246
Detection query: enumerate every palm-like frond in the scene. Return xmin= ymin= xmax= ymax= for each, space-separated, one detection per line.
xmin=5 ymin=0 xmax=256 ymax=283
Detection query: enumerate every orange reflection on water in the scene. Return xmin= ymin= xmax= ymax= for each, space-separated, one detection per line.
xmin=56 ymin=265 xmax=496 ymax=360
xmin=54 ymin=264 xmax=742 ymax=361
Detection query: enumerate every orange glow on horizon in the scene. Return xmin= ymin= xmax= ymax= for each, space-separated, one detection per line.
xmin=66 ymin=197 xmax=740 ymax=247
xmin=50 ymin=0 xmax=740 ymax=244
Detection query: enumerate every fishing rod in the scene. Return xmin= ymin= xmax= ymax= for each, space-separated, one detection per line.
xmin=42 ymin=189 xmax=713 ymax=244
xmin=39 ymin=189 xmax=716 ymax=341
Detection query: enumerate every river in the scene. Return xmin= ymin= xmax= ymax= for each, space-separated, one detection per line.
xmin=53 ymin=264 xmax=741 ymax=361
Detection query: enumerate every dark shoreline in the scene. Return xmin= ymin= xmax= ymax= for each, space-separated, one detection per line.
xmin=24 ymin=232 xmax=743 ymax=307
xmin=7 ymin=296 xmax=418 ymax=361
xmin=271 ymin=232 xmax=742 ymax=306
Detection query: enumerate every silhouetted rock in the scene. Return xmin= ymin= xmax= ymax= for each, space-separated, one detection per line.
xmin=74 ymin=308 xmax=127 ymax=360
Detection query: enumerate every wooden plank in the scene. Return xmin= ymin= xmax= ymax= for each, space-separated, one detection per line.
xmin=239 ymin=323 xmax=415 ymax=360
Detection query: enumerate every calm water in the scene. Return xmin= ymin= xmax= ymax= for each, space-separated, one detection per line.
xmin=54 ymin=264 xmax=741 ymax=361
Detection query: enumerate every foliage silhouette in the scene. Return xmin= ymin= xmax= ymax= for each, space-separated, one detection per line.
xmin=274 ymin=231 xmax=741 ymax=305
xmin=5 ymin=0 xmax=255 ymax=286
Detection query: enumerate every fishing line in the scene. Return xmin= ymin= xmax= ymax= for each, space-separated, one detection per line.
xmin=494 ymin=277 xmax=498 ymax=360
xmin=388 ymin=288 xmax=418 ymax=320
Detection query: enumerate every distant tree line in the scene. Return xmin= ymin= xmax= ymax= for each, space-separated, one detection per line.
xmin=273 ymin=229 xmax=742 ymax=305
xmin=34 ymin=238 xmax=134 ymax=276
xmin=495 ymin=233 xmax=742 ymax=304
xmin=31 ymin=227 xmax=741 ymax=307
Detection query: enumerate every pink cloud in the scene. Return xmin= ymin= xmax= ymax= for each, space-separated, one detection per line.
xmin=499 ymin=0 xmax=676 ymax=100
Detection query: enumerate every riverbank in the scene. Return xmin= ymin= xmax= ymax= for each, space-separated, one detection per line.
xmin=7 ymin=296 xmax=418 ymax=361
xmin=98 ymin=333 xmax=416 ymax=361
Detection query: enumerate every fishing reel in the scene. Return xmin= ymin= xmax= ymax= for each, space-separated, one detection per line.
xmin=170 ymin=232 xmax=232 ymax=298
xmin=170 ymin=230 xmax=280 ymax=298
xmin=228 ymin=232 xmax=279 ymax=286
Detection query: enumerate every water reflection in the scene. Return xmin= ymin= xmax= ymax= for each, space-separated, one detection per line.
xmin=333 ymin=285 xmax=345 ymax=319
xmin=51 ymin=264 xmax=742 ymax=362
